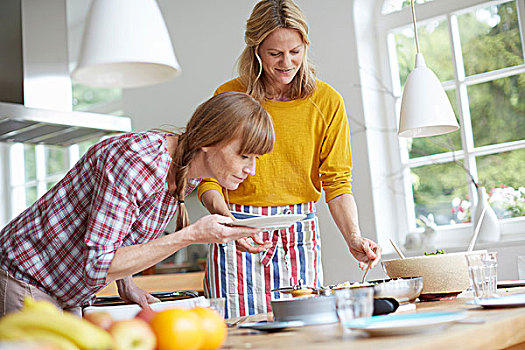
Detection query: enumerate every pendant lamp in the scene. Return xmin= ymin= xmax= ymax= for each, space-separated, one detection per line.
xmin=398 ymin=0 xmax=459 ymax=138
xmin=72 ymin=0 xmax=181 ymax=88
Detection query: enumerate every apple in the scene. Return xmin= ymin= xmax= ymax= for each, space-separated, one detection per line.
xmin=109 ymin=318 xmax=157 ymax=350
xmin=83 ymin=311 xmax=114 ymax=331
xmin=135 ymin=306 xmax=158 ymax=324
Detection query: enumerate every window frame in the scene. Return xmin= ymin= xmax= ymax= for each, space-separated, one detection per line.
xmin=373 ymin=0 xmax=525 ymax=249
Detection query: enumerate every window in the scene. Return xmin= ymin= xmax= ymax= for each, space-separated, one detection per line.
xmin=4 ymin=84 xmax=122 ymax=223
xmin=378 ymin=0 xmax=525 ymax=241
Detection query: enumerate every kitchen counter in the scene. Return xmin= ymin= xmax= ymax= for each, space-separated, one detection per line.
xmin=96 ymin=271 xmax=205 ymax=297
xmin=224 ymin=287 xmax=525 ymax=349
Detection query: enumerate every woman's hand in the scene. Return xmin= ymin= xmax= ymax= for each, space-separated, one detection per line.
xmin=116 ymin=276 xmax=160 ymax=309
xmin=235 ymin=235 xmax=272 ymax=254
xmin=186 ymin=214 xmax=263 ymax=244
xmin=348 ymin=234 xmax=382 ymax=270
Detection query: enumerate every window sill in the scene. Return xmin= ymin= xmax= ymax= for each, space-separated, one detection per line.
xmin=385 ymin=216 xmax=525 ymax=258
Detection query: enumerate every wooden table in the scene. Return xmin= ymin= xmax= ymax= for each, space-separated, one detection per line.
xmin=96 ymin=271 xmax=205 ymax=297
xmin=224 ymin=287 xmax=525 ymax=350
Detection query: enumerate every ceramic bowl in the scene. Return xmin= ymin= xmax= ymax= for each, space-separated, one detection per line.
xmin=382 ymin=250 xmax=487 ymax=301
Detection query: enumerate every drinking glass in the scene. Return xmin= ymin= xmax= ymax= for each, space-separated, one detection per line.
xmin=334 ymin=287 xmax=374 ymax=327
xmin=465 ymin=252 xmax=498 ymax=301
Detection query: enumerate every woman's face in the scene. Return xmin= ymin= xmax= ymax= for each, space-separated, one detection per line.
xmin=258 ymin=28 xmax=305 ymax=90
xmin=201 ymin=138 xmax=259 ymax=190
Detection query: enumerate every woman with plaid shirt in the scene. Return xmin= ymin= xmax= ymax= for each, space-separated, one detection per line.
xmin=0 ymin=92 xmax=274 ymax=315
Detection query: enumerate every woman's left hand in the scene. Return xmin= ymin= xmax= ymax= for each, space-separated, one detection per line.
xmin=236 ymin=235 xmax=272 ymax=253
xmin=116 ymin=276 xmax=161 ymax=309
xmin=348 ymin=235 xmax=382 ymax=270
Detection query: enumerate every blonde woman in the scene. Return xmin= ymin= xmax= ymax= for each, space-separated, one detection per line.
xmin=0 ymin=92 xmax=274 ymax=316
xmin=199 ymin=0 xmax=382 ymax=318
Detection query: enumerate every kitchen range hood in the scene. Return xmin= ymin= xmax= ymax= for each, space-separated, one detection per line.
xmin=0 ymin=0 xmax=131 ymax=146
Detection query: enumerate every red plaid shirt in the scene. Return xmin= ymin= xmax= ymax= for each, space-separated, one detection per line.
xmin=0 ymin=132 xmax=200 ymax=307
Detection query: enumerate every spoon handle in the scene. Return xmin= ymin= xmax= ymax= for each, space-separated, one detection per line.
xmin=361 ymin=264 xmax=370 ymax=283
xmin=389 ymin=239 xmax=406 ymax=259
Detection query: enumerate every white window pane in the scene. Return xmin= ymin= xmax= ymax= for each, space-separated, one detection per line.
xmin=411 ymin=161 xmax=472 ymax=226
xmin=10 ymin=144 xmax=25 ymax=186
xmin=382 ymin=0 xmax=435 ymax=15
xmin=468 ymin=73 xmax=525 ymax=147
xmin=458 ymin=1 xmax=524 ymax=76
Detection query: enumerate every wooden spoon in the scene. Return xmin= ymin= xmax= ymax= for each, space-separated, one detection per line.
xmin=390 ymin=239 xmax=406 ymax=259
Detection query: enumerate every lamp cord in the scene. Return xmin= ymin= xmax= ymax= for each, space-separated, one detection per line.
xmin=410 ymin=0 xmax=420 ymax=53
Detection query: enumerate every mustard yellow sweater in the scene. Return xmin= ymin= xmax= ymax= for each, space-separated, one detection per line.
xmin=197 ymin=78 xmax=353 ymax=206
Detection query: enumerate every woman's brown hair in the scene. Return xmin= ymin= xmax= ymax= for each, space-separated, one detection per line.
xmin=238 ymin=0 xmax=316 ymax=101
xmin=171 ymin=91 xmax=274 ymax=231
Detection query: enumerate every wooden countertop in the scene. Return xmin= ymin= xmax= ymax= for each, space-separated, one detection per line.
xmin=96 ymin=271 xmax=205 ymax=297
xmin=224 ymin=287 xmax=525 ymax=350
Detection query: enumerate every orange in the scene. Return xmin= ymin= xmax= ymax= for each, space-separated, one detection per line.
xmin=193 ymin=307 xmax=227 ymax=350
xmin=150 ymin=308 xmax=203 ymax=350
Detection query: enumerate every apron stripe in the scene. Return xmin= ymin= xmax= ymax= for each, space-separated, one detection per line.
xmin=271 ymin=241 xmax=281 ymax=300
xmin=312 ymin=219 xmax=319 ymax=287
xmin=264 ymin=256 xmax=272 ymax=313
xmin=298 ymin=222 xmax=306 ymax=284
xmin=289 ymin=225 xmax=298 ymax=285
xmin=213 ymin=243 xmax=219 ymax=296
xmin=219 ymin=244 xmax=229 ymax=318
xmin=245 ymin=252 xmax=254 ymax=315
xmin=236 ymin=250 xmax=245 ymax=317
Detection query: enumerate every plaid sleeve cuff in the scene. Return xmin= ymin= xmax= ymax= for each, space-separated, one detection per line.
xmin=84 ymin=248 xmax=117 ymax=288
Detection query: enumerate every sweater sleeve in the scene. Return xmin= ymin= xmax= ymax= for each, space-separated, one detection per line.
xmin=318 ymin=89 xmax=353 ymax=202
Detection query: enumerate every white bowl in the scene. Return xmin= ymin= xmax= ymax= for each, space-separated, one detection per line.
xmin=382 ymin=250 xmax=487 ymax=300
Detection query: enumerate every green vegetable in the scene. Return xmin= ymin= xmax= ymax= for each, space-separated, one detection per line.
xmin=424 ymin=249 xmax=445 ymax=256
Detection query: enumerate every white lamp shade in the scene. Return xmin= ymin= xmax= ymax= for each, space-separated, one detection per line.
xmin=398 ymin=53 xmax=459 ymax=138
xmin=72 ymin=0 xmax=181 ymax=88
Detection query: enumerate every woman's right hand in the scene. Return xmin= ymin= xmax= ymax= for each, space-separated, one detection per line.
xmin=186 ymin=214 xmax=262 ymax=245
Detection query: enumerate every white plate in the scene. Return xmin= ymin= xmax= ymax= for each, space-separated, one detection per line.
xmin=345 ymin=311 xmax=468 ymax=336
xmin=467 ymin=294 xmax=525 ymax=308
xmin=238 ymin=320 xmax=305 ymax=332
xmin=227 ymin=214 xmax=307 ymax=230
xmin=83 ymin=297 xmax=207 ymax=320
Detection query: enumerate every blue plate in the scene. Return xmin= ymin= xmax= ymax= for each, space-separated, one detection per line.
xmin=345 ymin=311 xmax=468 ymax=336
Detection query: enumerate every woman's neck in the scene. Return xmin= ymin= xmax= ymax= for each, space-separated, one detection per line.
xmin=165 ymin=134 xmax=179 ymax=158
xmin=264 ymin=79 xmax=293 ymax=101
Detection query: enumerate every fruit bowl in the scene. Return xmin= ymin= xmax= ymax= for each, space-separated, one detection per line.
xmin=382 ymin=250 xmax=487 ymax=301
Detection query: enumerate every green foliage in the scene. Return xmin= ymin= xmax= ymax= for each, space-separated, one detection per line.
xmin=72 ymin=83 xmax=121 ymax=111
xmin=424 ymin=249 xmax=445 ymax=255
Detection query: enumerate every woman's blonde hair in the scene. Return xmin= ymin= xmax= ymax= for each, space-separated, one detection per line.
xmin=171 ymin=91 xmax=275 ymax=230
xmin=238 ymin=0 xmax=316 ymax=101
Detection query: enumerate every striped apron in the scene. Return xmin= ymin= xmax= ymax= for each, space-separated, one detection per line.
xmin=203 ymin=202 xmax=323 ymax=318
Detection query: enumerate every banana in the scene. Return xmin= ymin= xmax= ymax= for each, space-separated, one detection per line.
xmin=0 ymin=324 xmax=27 ymax=339
xmin=0 ymin=309 xmax=114 ymax=350
xmin=22 ymin=295 xmax=61 ymax=314
xmin=0 ymin=325 xmax=81 ymax=350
